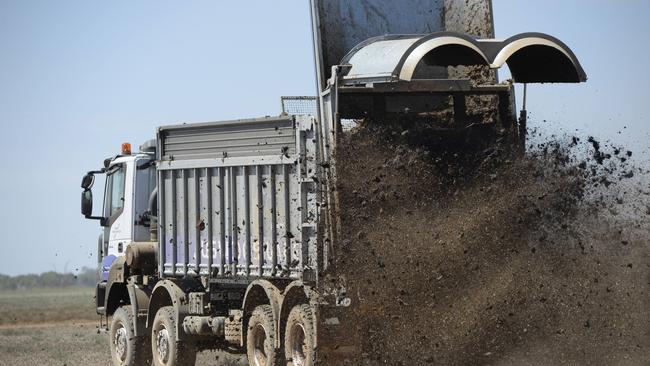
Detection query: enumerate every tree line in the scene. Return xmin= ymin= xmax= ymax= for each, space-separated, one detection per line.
xmin=0 ymin=267 xmax=97 ymax=290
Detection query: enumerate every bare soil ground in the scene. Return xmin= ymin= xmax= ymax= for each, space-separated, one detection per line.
xmin=0 ymin=324 xmax=246 ymax=366
xmin=330 ymin=121 xmax=650 ymax=365
xmin=0 ymin=287 xmax=247 ymax=366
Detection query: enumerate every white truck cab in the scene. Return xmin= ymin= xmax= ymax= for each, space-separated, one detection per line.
xmin=82 ymin=142 xmax=157 ymax=280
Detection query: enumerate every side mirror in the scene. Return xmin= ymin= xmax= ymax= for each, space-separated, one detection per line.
xmin=81 ymin=189 xmax=93 ymax=217
xmin=81 ymin=173 xmax=95 ymax=190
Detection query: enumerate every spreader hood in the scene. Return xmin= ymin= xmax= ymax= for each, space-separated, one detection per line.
xmin=340 ymin=32 xmax=587 ymax=84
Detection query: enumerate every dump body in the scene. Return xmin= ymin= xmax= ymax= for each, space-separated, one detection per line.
xmin=156 ymin=116 xmax=321 ymax=282
xmin=310 ymin=0 xmax=495 ymax=90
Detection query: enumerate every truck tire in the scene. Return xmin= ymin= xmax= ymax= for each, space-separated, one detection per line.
xmin=109 ymin=305 xmax=152 ymax=366
xmin=151 ymin=306 xmax=197 ymax=366
xmin=247 ymin=304 xmax=280 ymax=366
xmin=284 ymin=304 xmax=316 ymax=366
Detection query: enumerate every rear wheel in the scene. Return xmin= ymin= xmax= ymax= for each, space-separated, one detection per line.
xmin=247 ymin=304 xmax=279 ymax=366
xmin=109 ymin=305 xmax=152 ymax=366
xmin=284 ymin=304 xmax=316 ymax=366
xmin=151 ymin=306 xmax=197 ymax=366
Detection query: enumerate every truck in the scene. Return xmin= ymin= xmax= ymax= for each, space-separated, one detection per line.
xmin=81 ymin=1 xmax=586 ymax=365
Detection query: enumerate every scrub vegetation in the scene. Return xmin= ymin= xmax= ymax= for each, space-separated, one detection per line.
xmin=0 ymin=267 xmax=97 ymax=290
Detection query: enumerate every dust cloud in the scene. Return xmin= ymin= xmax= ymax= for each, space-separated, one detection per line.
xmin=328 ymin=118 xmax=649 ymax=365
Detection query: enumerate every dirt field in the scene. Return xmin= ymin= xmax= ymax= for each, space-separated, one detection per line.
xmin=0 ymin=287 xmax=246 ymax=366
xmin=0 ymin=287 xmax=97 ymax=326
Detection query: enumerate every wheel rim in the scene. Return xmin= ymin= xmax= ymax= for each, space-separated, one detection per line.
xmin=290 ymin=323 xmax=307 ymax=366
xmin=113 ymin=323 xmax=128 ymax=362
xmin=155 ymin=326 xmax=171 ymax=363
xmin=251 ymin=323 xmax=268 ymax=366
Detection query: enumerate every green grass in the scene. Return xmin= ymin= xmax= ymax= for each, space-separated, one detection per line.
xmin=0 ymin=286 xmax=96 ymax=325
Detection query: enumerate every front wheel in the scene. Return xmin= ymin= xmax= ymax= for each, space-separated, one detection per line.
xmin=109 ymin=305 xmax=152 ymax=366
xmin=151 ymin=306 xmax=197 ymax=366
xmin=284 ymin=304 xmax=316 ymax=366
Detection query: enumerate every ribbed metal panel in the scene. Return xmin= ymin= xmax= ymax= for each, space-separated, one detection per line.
xmin=158 ymin=116 xmax=319 ymax=281
xmin=159 ymin=117 xmax=296 ymax=161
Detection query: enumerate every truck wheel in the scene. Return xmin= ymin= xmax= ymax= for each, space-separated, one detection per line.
xmin=247 ymin=304 xmax=279 ymax=366
xmin=284 ymin=304 xmax=316 ymax=366
xmin=151 ymin=306 xmax=197 ymax=366
xmin=109 ymin=305 xmax=152 ymax=366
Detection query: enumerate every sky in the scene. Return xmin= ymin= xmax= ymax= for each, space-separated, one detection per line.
xmin=0 ymin=1 xmax=648 ymax=276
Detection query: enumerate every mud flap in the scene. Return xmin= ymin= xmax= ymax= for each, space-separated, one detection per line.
xmin=127 ymin=282 xmax=151 ymax=337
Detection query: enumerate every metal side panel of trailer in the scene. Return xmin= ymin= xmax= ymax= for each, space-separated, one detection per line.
xmin=156 ymin=116 xmax=320 ymax=282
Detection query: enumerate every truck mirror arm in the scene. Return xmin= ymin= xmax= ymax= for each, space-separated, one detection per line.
xmin=84 ymin=214 xmax=108 ymax=226
xmin=81 ymin=167 xmax=107 ymax=226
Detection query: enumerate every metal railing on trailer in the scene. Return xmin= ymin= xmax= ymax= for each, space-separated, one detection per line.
xmin=281 ymin=96 xmax=318 ymax=116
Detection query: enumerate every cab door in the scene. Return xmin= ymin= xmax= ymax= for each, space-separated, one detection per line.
xmin=104 ymin=162 xmax=133 ymax=258
xmin=133 ymin=158 xmax=156 ymax=242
